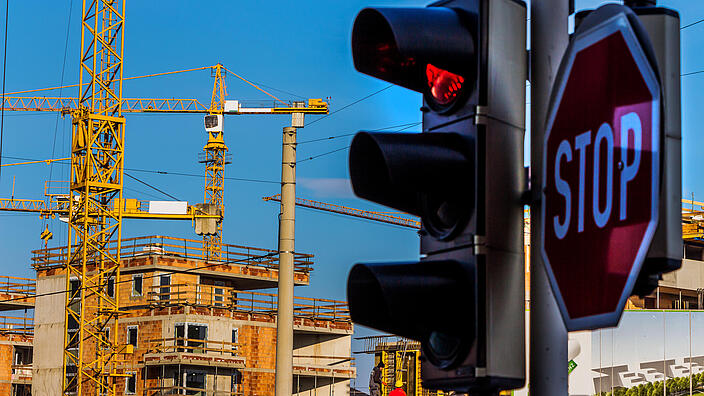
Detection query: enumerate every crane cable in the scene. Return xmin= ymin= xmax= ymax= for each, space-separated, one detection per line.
xmin=3 ymin=65 xmax=214 ymax=96
xmin=45 ymin=0 xmax=73 ymax=246
xmin=222 ymin=66 xmax=288 ymax=106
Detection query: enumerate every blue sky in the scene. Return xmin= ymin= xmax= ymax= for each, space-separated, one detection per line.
xmin=1 ymin=0 xmax=704 ymax=391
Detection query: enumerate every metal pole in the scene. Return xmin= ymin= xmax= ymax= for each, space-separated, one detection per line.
xmin=275 ymin=125 xmax=298 ymax=396
xmin=530 ymin=0 xmax=569 ymax=395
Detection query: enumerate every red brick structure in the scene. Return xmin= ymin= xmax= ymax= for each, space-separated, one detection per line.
xmin=32 ymin=235 xmax=354 ymax=395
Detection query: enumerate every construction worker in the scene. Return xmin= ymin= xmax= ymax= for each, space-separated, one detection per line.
xmin=389 ymin=380 xmax=407 ymax=396
xmin=369 ymin=361 xmax=385 ymax=396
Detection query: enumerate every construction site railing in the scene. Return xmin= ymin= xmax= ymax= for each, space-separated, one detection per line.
xmin=0 ymin=276 xmax=35 ymax=296
xmin=147 ymin=337 xmax=239 ymax=356
xmin=0 ymin=315 xmax=34 ymax=334
xmin=354 ymin=334 xmax=421 ymax=354
xmin=145 ymin=386 xmax=243 ymax=396
xmin=293 ymin=355 xmax=356 ymax=367
xmin=31 ymin=235 xmax=314 ymax=273
xmin=144 ymin=283 xmax=351 ymax=321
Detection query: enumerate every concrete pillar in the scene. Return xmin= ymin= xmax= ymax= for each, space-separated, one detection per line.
xmin=275 ymin=126 xmax=297 ymax=396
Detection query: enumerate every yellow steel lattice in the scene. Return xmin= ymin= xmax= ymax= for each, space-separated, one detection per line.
xmin=63 ymin=1 xmax=126 ymax=395
xmin=203 ymin=64 xmax=228 ymax=259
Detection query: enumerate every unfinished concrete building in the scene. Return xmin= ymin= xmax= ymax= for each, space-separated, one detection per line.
xmin=32 ymin=235 xmax=354 ymax=395
xmin=0 ymin=276 xmax=35 ymax=396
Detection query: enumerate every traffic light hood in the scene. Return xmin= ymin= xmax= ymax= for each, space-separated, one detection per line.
xmin=352 ymin=7 xmax=477 ymax=94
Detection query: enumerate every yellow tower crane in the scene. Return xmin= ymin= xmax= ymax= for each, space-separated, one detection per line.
xmin=64 ymin=1 xmax=127 ymax=394
xmin=2 ymin=58 xmax=327 ymax=395
xmin=3 ymin=64 xmax=328 ymax=261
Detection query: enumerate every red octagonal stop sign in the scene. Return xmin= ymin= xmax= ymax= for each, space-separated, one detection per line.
xmin=541 ymin=8 xmax=661 ymax=331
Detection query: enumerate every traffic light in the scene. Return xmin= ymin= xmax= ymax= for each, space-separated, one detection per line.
xmin=346 ymin=0 xmax=526 ymax=392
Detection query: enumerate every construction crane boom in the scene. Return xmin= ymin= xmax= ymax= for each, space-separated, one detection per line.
xmin=262 ymin=194 xmax=421 ymax=229
xmin=1 ymin=96 xmax=328 ymax=114
xmin=0 ymin=197 xmax=219 ymax=221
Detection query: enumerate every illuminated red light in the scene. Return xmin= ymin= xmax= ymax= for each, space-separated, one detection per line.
xmin=426 ymin=64 xmax=465 ymax=106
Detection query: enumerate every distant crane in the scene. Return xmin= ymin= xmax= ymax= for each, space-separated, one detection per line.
xmin=262 ymin=194 xmax=421 ymax=229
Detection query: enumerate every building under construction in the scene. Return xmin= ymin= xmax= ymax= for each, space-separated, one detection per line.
xmin=24 ymin=236 xmax=354 ymax=395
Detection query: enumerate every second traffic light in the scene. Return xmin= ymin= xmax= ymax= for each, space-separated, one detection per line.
xmin=347 ymin=0 xmax=526 ymax=393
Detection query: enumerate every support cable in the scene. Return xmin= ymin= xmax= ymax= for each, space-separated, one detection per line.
xmin=222 ymin=66 xmax=287 ymax=105
xmin=124 ymin=172 xmax=181 ymax=201
xmin=3 ymin=65 xmax=214 ymax=96
xmin=45 ymin=0 xmax=73 ymax=245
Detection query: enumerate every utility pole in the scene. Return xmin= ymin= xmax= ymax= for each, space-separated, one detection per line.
xmin=530 ymin=0 xmax=569 ymax=394
xmin=275 ymin=103 xmax=305 ymax=396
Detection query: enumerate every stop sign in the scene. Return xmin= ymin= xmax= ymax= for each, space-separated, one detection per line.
xmin=541 ymin=7 xmax=661 ymax=331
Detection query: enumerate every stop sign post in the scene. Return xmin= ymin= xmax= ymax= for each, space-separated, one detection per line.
xmin=541 ymin=8 xmax=661 ymax=331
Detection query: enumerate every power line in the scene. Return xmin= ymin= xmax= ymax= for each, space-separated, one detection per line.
xmin=298 ymin=122 xmax=421 ymax=164
xmin=682 ymin=70 xmax=704 ymax=77
xmin=298 ymin=146 xmax=349 ymax=163
xmin=0 ymin=155 xmax=280 ymax=185
xmin=682 ymin=18 xmax=704 ymax=30
xmin=127 ymin=168 xmax=280 ymax=185
xmin=0 ymin=0 xmax=9 ymax=180
xmin=298 ymin=121 xmax=421 ymax=145
xmin=306 ymin=85 xmax=394 ymax=127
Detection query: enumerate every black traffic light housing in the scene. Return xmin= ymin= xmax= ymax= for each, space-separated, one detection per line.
xmin=347 ymin=0 xmax=526 ymax=393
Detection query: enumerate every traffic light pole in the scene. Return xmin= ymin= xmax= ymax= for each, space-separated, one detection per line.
xmin=530 ymin=0 xmax=569 ymax=394
xmin=275 ymin=125 xmax=297 ymax=396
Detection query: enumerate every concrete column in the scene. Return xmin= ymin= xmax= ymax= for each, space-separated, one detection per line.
xmin=530 ymin=0 xmax=569 ymax=394
xmin=275 ymin=126 xmax=297 ymax=396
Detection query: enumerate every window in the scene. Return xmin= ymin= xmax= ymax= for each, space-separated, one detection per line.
xmin=132 ymin=274 xmax=143 ymax=296
xmin=13 ymin=346 xmax=32 ymax=366
xmin=231 ymin=328 xmax=239 ymax=356
xmin=231 ymin=370 xmax=241 ymax=394
xmin=125 ymin=372 xmax=136 ymax=394
xmin=127 ymin=326 xmax=138 ymax=347
xmin=69 ymin=279 xmax=81 ymax=296
xmin=184 ymin=371 xmax=206 ymax=395
xmin=159 ymin=274 xmax=171 ymax=301
xmin=107 ymin=277 xmax=115 ymax=298
xmin=174 ymin=369 xmax=206 ymax=395
xmin=175 ymin=323 xmax=207 ymax=353
xmin=214 ymin=280 xmax=225 ymax=307
xmin=68 ymin=279 xmax=81 ymax=332
xmin=101 ymin=328 xmax=111 ymax=350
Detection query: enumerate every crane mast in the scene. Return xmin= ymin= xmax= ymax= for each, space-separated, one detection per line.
xmin=202 ymin=64 xmax=229 ymax=259
xmin=64 ymin=1 xmax=127 ymax=394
